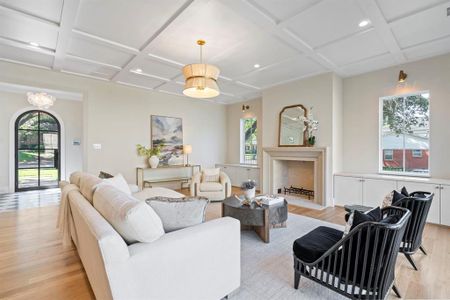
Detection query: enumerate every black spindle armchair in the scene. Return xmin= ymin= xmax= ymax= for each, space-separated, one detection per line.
xmin=392 ymin=191 xmax=433 ymax=270
xmin=293 ymin=206 xmax=411 ymax=299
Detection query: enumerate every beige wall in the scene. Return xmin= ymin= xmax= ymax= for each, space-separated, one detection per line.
xmin=0 ymin=91 xmax=83 ymax=192
xmin=0 ymin=61 xmax=227 ymax=189
xmin=342 ymin=53 xmax=450 ymax=179
xmin=261 ymin=73 xmax=341 ymax=205
xmin=226 ymin=97 xmax=262 ymax=166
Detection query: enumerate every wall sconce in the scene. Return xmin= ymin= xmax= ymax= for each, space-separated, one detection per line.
xmin=398 ymin=70 xmax=407 ymax=83
xmin=242 ymin=105 xmax=250 ymax=112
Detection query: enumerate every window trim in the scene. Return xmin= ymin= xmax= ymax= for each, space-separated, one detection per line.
xmin=378 ymin=90 xmax=431 ymax=178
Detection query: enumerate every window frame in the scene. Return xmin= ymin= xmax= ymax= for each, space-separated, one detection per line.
xmin=378 ymin=90 xmax=431 ymax=177
xmin=240 ymin=117 xmax=257 ymax=165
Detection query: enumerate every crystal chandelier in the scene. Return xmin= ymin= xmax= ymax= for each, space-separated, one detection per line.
xmin=182 ymin=40 xmax=220 ymax=99
xmin=27 ymin=92 xmax=56 ymax=109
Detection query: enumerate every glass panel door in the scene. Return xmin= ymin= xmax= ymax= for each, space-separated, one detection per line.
xmin=15 ymin=111 xmax=61 ymax=191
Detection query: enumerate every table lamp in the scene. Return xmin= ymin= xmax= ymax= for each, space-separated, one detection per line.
xmin=183 ymin=144 xmax=192 ymax=166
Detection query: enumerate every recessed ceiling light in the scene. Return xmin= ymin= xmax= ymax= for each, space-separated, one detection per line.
xmin=254 ymin=64 xmax=260 ymax=68
xmin=358 ymin=19 xmax=370 ymax=27
xmin=134 ymin=68 xmax=143 ymax=73
xmin=29 ymin=42 xmax=40 ymax=47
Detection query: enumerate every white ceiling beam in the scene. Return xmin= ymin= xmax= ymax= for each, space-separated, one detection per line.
xmin=355 ymin=0 xmax=406 ymax=63
xmin=65 ymin=54 xmax=122 ymax=70
xmin=0 ymin=4 xmax=59 ymax=28
xmin=53 ymin=0 xmax=81 ymax=70
xmin=111 ymin=0 xmax=200 ymax=82
xmin=72 ymin=29 xmax=140 ymax=55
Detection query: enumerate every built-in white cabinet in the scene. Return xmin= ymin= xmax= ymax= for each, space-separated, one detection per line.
xmin=334 ymin=174 xmax=449 ymax=225
xmin=441 ymin=185 xmax=450 ymax=226
xmin=397 ymin=181 xmax=441 ymax=224
xmin=363 ymin=178 xmax=397 ymax=208
xmin=334 ymin=176 xmax=363 ymax=206
xmin=334 ymin=176 xmax=395 ymax=208
xmin=216 ymin=164 xmax=260 ymax=189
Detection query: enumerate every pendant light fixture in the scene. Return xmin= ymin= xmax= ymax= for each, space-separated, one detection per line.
xmin=182 ymin=40 xmax=220 ymax=99
xmin=27 ymin=92 xmax=55 ymax=109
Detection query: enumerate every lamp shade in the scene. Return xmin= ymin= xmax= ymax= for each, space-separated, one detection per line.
xmin=182 ymin=63 xmax=220 ymax=99
xmin=183 ymin=144 xmax=192 ymax=154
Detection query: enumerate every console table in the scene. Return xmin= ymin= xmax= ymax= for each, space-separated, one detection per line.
xmin=136 ymin=165 xmax=201 ymax=190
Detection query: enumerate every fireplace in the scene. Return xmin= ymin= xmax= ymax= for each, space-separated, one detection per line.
xmin=263 ymin=147 xmax=329 ymax=206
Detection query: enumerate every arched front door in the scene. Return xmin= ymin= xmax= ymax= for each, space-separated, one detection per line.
xmin=15 ymin=110 xmax=61 ymax=191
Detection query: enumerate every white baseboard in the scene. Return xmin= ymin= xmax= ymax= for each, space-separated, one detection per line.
xmin=0 ymin=186 xmax=10 ymax=194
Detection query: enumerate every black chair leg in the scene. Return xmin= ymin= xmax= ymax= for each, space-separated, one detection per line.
xmin=392 ymin=284 xmax=402 ymax=298
xmin=419 ymin=245 xmax=427 ymax=255
xmin=404 ymin=253 xmax=418 ymax=271
xmin=294 ymin=272 xmax=301 ymax=289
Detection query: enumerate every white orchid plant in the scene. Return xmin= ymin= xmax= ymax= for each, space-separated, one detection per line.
xmin=299 ymin=107 xmax=319 ymax=145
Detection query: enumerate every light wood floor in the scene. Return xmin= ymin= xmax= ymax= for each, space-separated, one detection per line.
xmin=0 ymin=188 xmax=449 ymax=299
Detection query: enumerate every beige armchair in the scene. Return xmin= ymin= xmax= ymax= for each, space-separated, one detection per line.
xmin=190 ymin=169 xmax=231 ymax=201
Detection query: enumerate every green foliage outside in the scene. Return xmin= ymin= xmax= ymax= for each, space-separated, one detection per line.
xmin=383 ymin=94 xmax=429 ymax=135
xmin=19 ymin=168 xmax=58 ymax=180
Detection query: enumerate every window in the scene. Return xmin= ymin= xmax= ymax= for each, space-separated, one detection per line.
xmin=384 ymin=149 xmax=394 ymax=161
xmin=412 ymin=149 xmax=422 ymax=158
xmin=380 ymin=91 xmax=430 ymax=175
xmin=240 ymin=118 xmax=257 ymax=165
xmin=15 ymin=110 xmax=61 ymax=191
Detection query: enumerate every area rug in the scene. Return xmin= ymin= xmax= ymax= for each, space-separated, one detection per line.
xmin=233 ymin=213 xmax=346 ymax=300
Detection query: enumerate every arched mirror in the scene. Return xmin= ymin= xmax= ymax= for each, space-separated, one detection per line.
xmin=278 ymin=104 xmax=307 ymax=147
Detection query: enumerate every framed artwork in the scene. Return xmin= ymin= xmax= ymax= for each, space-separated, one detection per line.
xmin=151 ymin=115 xmax=183 ymax=165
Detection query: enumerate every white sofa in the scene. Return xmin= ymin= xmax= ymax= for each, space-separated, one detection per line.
xmin=62 ymin=172 xmax=241 ymax=300
xmin=191 ymin=170 xmax=232 ymax=201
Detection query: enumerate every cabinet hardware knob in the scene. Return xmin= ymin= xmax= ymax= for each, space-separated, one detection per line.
xmin=436 ymin=186 xmax=440 ymax=189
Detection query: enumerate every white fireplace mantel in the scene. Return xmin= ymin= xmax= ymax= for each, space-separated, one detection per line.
xmin=262 ymin=147 xmax=331 ymax=206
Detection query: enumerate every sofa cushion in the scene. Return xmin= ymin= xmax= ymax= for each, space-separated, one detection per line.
xmin=202 ymin=168 xmax=220 ymax=182
xmin=102 ymin=173 xmax=131 ymax=195
xmin=93 ymin=185 xmax=164 ymax=244
xmin=293 ymin=226 xmax=343 ymax=263
xmin=79 ymin=173 xmax=102 ymax=203
xmin=199 ymin=182 xmax=223 ymax=192
xmin=146 ymin=197 xmax=209 ymax=232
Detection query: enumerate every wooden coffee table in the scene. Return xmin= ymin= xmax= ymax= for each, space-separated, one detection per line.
xmin=222 ymin=196 xmax=288 ymax=243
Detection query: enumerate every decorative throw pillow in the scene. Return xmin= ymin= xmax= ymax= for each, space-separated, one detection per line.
xmin=202 ymin=168 xmax=220 ymax=182
xmin=99 ymin=171 xmax=114 ymax=179
xmin=400 ymin=186 xmax=409 ymax=197
xmin=101 ymin=173 xmax=131 ymax=195
xmin=342 ymin=211 xmax=355 ymax=238
xmin=381 ymin=191 xmax=394 ymax=208
xmin=351 ymin=207 xmax=382 ymax=230
xmin=93 ymin=184 xmax=164 ymax=244
xmin=146 ymin=197 xmax=209 ymax=232
xmin=392 ymin=190 xmax=407 ymax=205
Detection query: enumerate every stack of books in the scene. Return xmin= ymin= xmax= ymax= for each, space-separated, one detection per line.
xmin=255 ymin=195 xmax=284 ymax=206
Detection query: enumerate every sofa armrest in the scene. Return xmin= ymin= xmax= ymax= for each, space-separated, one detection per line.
xmin=190 ymin=172 xmax=202 ymax=196
xmin=110 ymin=217 xmax=241 ymax=300
xmin=220 ymin=172 xmax=232 ymax=197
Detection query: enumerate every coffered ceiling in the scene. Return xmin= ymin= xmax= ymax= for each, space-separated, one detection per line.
xmin=0 ymin=0 xmax=449 ymax=104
